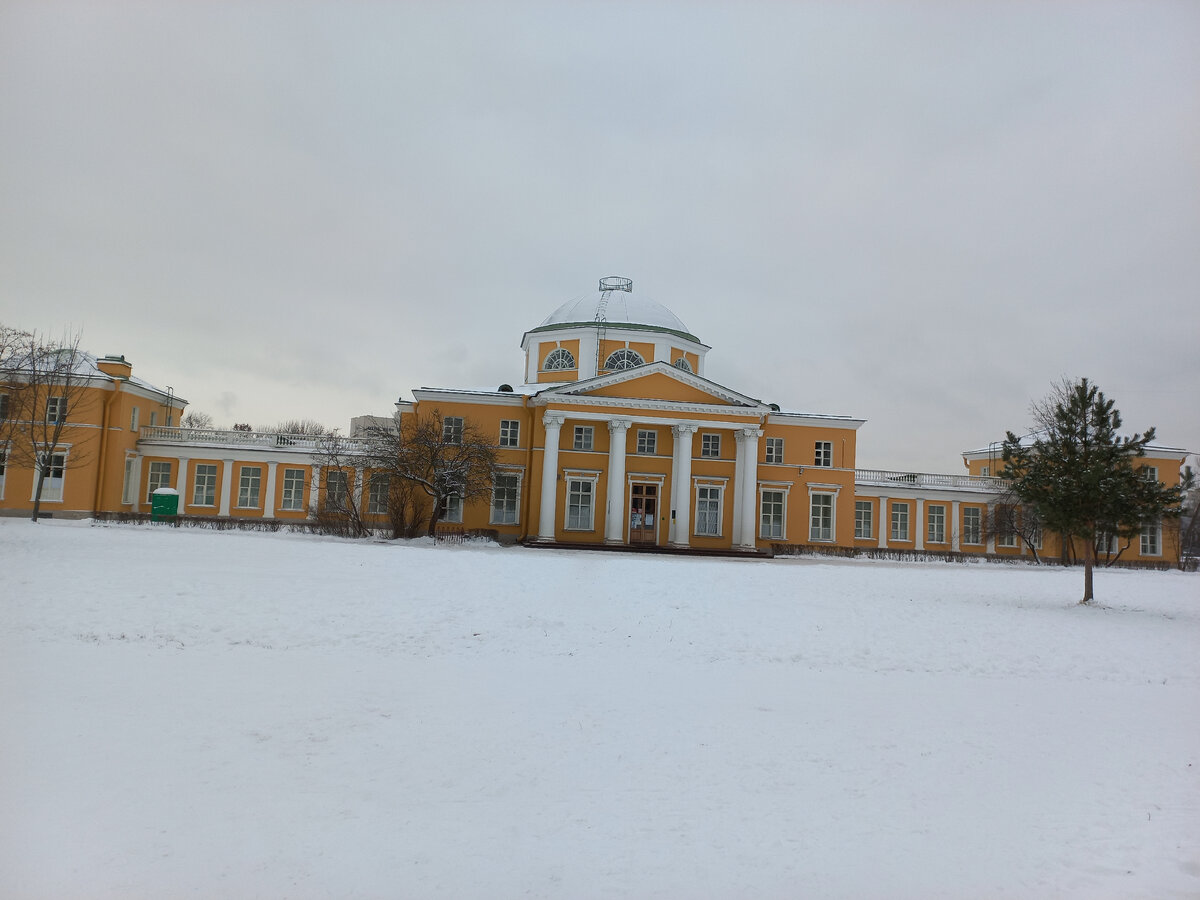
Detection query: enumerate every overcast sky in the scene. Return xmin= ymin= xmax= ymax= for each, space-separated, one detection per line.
xmin=2 ymin=1 xmax=1197 ymax=472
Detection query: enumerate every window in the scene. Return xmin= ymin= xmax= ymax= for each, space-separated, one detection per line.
xmin=0 ymin=394 xmax=8 ymax=420
xmin=814 ymin=441 xmax=832 ymax=467
xmin=149 ymin=411 xmax=158 ymax=427
xmin=963 ymin=507 xmax=982 ymax=545
xmin=46 ymin=396 xmax=67 ymax=423
xmin=238 ymin=466 xmax=262 ymax=508
xmin=636 ymin=429 xmax=657 ymax=454
xmin=1027 ymin=513 xmax=1043 ymax=549
xmin=1140 ymin=521 xmax=1161 ymax=556
xmin=443 ymin=492 xmax=463 ymax=524
xmin=701 ymin=433 xmax=721 ymax=458
xmin=855 ymin=500 xmax=873 ymax=539
xmin=673 ymin=356 xmax=692 ymax=372
xmin=1096 ymin=531 xmax=1119 ymax=555
xmin=146 ymin=461 xmax=172 ymax=502
xmin=573 ymin=426 xmax=593 ymax=451
xmin=281 ymin=468 xmax=306 ymax=511
xmin=810 ymin=493 xmax=834 ymax=542
xmin=36 ymin=452 xmax=66 ymax=502
xmin=603 ymin=348 xmax=644 ymax=370
xmin=491 ymin=473 xmax=520 ymax=525
xmin=367 ymin=473 xmax=389 ymax=515
xmin=566 ymin=478 xmax=595 ymax=530
xmin=499 ymin=419 xmax=520 ymax=448
xmin=442 ymin=416 xmax=463 ymax=445
xmin=130 ymin=406 xmax=139 ymax=432
xmin=1142 ymin=466 xmax=1159 ymax=484
xmin=995 ymin=505 xmax=1017 ymax=547
xmin=927 ymin=504 xmax=946 ymax=544
xmin=890 ymin=502 xmax=910 ymax=541
xmin=695 ymin=485 xmax=722 ymax=536
xmin=120 ymin=457 xmax=134 ymax=504
xmin=760 ymin=490 xmax=785 ymax=539
xmin=193 ymin=464 xmax=218 ymax=507
xmin=980 ymin=466 xmax=990 ymax=476
xmin=765 ymin=438 xmax=784 ymax=464
xmin=323 ymin=470 xmax=347 ymax=511
xmin=543 ymin=347 xmax=576 ymax=371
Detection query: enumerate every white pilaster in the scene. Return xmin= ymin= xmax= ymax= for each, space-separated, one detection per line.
xmin=219 ymin=459 xmax=234 ymax=516
xmin=735 ymin=428 xmax=762 ymax=550
xmin=308 ymin=464 xmax=322 ymax=516
xmin=538 ymin=412 xmax=566 ymax=541
xmin=732 ymin=430 xmax=748 ymax=546
xmin=915 ymin=497 xmax=925 ymax=550
xmin=263 ymin=461 xmax=278 ymax=518
xmin=175 ymin=456 xmax=189 ymax=509
xmin=986 ymin=503 xmax=995 ymax=553
xmin=878 ymin=497 xmax=889 ymax=548
xmin=669 ymin=424 xmax=697 ymax=547
xmin=352 ymin=466 xmax=364 ymax=519
xmin=130 ymin=456 xmax=143 ymax=513
xmin=605 ymin=419 xmax=631 ymax=544
xmin=951 ymin=501 xmax=960 ymax=551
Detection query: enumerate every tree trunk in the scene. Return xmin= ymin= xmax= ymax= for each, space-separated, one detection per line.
xmin=1081 ymin=537 xmax=1095 ymax=604
xmin=31 ymin=467 xmax=45 ymax=523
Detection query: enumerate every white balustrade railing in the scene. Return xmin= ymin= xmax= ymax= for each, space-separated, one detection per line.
xmin=138 ymin=426 xmax=371 ymax=454
xmin=854 ymin=468 xmax=1006 ymax=492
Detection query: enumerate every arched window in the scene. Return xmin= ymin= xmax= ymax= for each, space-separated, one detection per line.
xmin=543 ymin=348 xmax=576 ymax=371
xmin=672 ymin=356 xmax=693 ymax=373
xmin=603 ymin=348 xmax=645 ymax=371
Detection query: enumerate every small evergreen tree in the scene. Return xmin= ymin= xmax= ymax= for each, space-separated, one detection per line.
xmin=1002 ymin=378 xmax=1186 ymax=603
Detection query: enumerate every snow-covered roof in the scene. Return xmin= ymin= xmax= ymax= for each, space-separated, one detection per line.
xmin=3 ymin=349 xmax=184 ymax=404
xmin=530 ymin=277 xmax=699 ymax=342
xmin=963 ymin=433 xmax=1189 ymax=458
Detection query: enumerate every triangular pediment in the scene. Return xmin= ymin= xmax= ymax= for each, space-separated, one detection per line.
xmin=541 ymin=362 xmax=765 ymax=409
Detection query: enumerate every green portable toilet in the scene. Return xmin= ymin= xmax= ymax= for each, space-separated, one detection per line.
xmin=150 ymin=487 xmax=180 ymax=522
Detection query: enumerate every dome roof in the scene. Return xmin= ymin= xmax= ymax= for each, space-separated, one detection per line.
xmin=534 ymin=277 xmax=698 ymax=341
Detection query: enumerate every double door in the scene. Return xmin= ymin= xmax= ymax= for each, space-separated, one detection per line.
xmin=629 ymin=483 xmax=658 ymax=545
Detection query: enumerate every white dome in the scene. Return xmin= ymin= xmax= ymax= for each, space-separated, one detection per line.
xmin=536 ymin=277 xmax=696 ymax=340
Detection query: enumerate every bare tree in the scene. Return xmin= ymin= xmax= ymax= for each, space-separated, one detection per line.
xmin=267 ymin=418 xmax=328 ymax=436
xmin=364 ymin=408 xmax=498 ymax=536
xmin=310 ymin=431 xmax=373 ymax=538
xmin=5 ymin=332 xmax=95 ymax=521
xmin=991 ymin=496 xmax=1046 ymax=563
xmin=0 ymin=324 xmax=33 ymax=451
xmin=180 ymin=410 xmax=214 ymax=429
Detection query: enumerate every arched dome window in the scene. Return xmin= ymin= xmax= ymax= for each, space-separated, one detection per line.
xmin=604 ymin=348 xmax=645 ymax=371
xmin=543 ymin=348 xmax=576 ymax=371
xmin=672 ymin=356 xmax=693 ymax=373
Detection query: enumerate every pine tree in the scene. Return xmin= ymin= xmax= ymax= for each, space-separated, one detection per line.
xmin=1002 ymin=378 xmax=1186 ymax=603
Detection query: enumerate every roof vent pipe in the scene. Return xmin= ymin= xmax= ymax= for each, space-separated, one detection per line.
xmin=599 ymin=276 xmax=632 ymax=292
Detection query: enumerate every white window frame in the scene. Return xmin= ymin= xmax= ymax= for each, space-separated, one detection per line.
xmin=238 ymin=466 xmax=263 ymax=509
xmin=542 ymin=347 xmax=576 ymax=371
xmin=490 ymin=471 xmax=522 ymax=526
xmin=672 ymin=356 xmax=692 ymax=372
xmin=1143 ymin=466 xmax=1158 ymax=484
xmin=130 ymin=406 xmax=139 ymax=432
xmin=962 ymin=507 xmax=982 ymax=545
xmin=814 ymin=441 xmax=832 ymax=467
xmin=34 ymin=451 xmax=68 ymax=503
xmin=146 ymin=460 xmax=173 ymax=503
xmin=854 ymin=500 xmax=873 ymax=539
xmin=636 ymin=429 xmax=657 ymax=455
xmin=1096 ymin=531 xmax=1119 ymax=555
xmin=46 ymin=396 xmax=67 ymax=424
xmin=281 ymin=468 xmax=306 ymax=511
xmin=890 ymin=502 xmax=910 ymax=541
xmin=1140 ymin=521 xmax=1161 ymax=556
xmin=927 ymin=504 xmax=946 ymax=544
xmin=603 ymin=348 xmax=644 ymax=370
xmin=323 ymin=470 xmax=348 ymax=511
xmin=443 ymin=492 xmax=463 ymax=524
xmin=565 ymin=475 xmax=598 ymax=531
xmin=499 ymin=419 xmax=520 ymax=448
xmin=760 ymin=489 xmax=786 ymax=540
xmin=573 ymin=426 xmax=594 ymax=451
xmin=193 ymin=463 xmax=218 ymax=507
xmin=809 ymin=492 xmax=835 ymax=542
xmin=700 ymin=433 xmax=721 ymax=458
xmin=764 ymin=437 xmax=784 ymax=464
xmin=120 ymin=456 xmax=134 ymax=505
xmin=996 ymin=505 xmax=1018 ymax=548
xmin=367 ymin=472 xmax=389 ymax=515
xmin=980 ymin=465 xmax=990 ymax=476
xmin=694 ymin=483 xmax=723 ymax=537
xmin=442 ymin=416 xmax=464 ymax=445
xmin=149 ymin=410 xmax=158 ymax=427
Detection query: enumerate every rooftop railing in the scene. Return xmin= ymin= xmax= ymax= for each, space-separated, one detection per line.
xmin=138 ymin=425 xmax=371 ymax=453
xmin=854 ymin=469 xmax=1007 ymax=492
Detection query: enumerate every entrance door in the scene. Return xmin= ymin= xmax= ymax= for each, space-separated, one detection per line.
xmin=629 ymin=483 xmax=658 ymax=545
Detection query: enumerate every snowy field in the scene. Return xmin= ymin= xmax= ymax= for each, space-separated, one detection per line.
xmin=1 ymin=520 xmax=1197 ymax=899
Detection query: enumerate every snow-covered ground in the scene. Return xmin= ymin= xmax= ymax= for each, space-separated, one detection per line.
xmin=1 ymin=520 xmax=1197 ymax=899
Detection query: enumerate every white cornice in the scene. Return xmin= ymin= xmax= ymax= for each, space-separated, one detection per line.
xmin=541 ymin=361 xmax=766 ymax=409
xmin=766 ymin=412 xmax=865 ymax=430
xmin=410 ymin=388 xmax=527 ymax=407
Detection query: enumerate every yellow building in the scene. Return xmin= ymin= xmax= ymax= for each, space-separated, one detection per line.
xmin=0 ymin=277 xmax=1188 ymax=565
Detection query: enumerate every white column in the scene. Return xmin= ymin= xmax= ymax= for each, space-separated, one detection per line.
xmin=986 ymin=503 xmax=996 ymax=553
xmin=130 ymin=457 xmax=143 ymax=513
xmin=736 ymin=428 xmax=762 ymax=550
xmin=175 ymin=456 xmax=189 ymax=509
xmin=915 ymin=498 xmax=925 ymax=550
xmin=218 ymin=459 xmax=235 ymax=516
xmin=538 ymin=413 xmax=566 ymax=541
xmin=263 ymin=462 xmax=278 ymax=518
xmin=732 ymin=429 xmax=748 ymax=546
xmin=669 ymin=424 xmax=697 ymax=547
xmin=308 ymin=464 xmax=322 ymax=516
xmin=605 ymin=419 xmax=631 ymax=544
xmin=352 ymin=466 xmax=364 ymax=518
xmin=877 ymin=497 xmax=888 ymax=548
xmin=951 ymin=501 xmax=960 ymax=551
